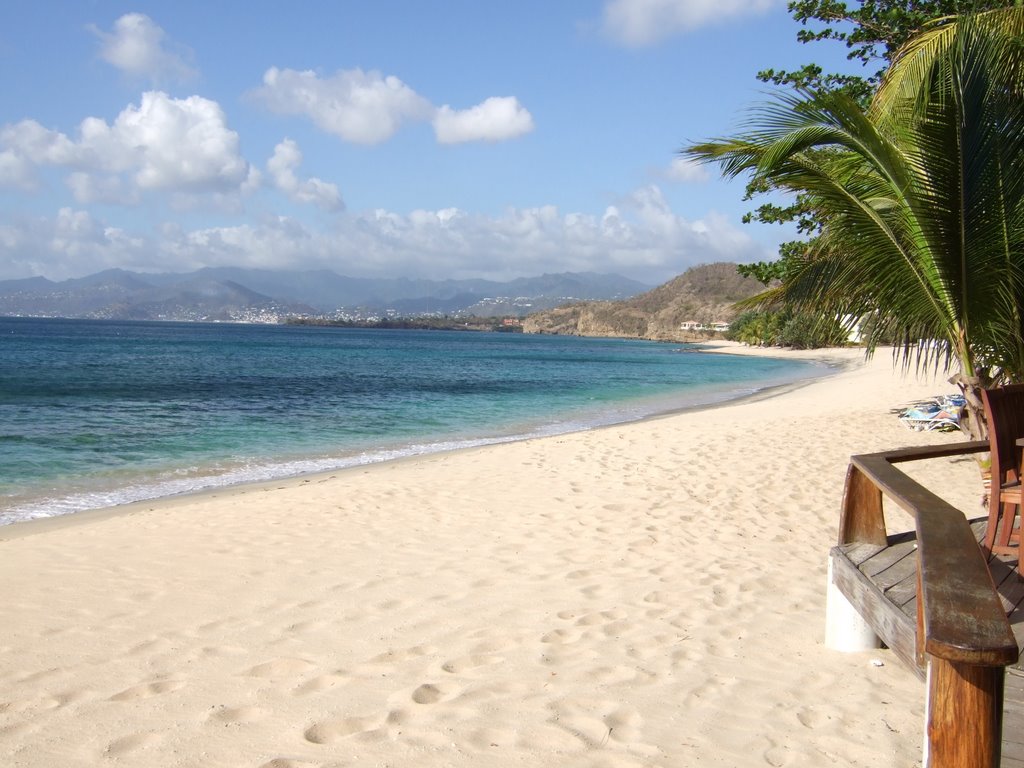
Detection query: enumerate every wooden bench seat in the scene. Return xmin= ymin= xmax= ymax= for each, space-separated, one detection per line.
xmin=829 ymin=441 xmax=1018 ymax=767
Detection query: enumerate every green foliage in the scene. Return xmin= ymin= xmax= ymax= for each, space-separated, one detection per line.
xmin=746 ymin=0 xmax=1019 ymax=273
xmin=726 ymin=309 xmax=848 ymax=348
xmin=777 ymin=312 xmax=849 ymax=349
xmin=736 ymin=261 xmax=785 ymax=286
xmin=736 ymin=248 xmax=805 ymax=286
xmin=726 ymin=310 xmax=778 ymax=346
xmin=760 ymin=1 xmax=1017 ymax=101
xmin=688 ymin=8 xmax=1024 ymax=391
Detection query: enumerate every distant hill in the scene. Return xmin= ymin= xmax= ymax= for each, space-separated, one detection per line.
xmin=521 ymin=263 xmax=764 ymax=341
xmin=0 ymin=268 xmax=651 ymax=322
xmin=0 ymin=269 xmax=316 ymax=322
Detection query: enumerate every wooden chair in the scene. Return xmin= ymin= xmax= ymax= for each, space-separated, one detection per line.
xmin=980 ymin=384 xmax=1024 ymax=562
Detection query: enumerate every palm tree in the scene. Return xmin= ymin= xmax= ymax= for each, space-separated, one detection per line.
xmin=684 ymin=7 xmax=1024 ymax=438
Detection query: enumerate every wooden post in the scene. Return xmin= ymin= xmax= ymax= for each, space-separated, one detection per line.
xmin=924 ymin=657 xmax=1004 ymax=768
xmin=838 ymin=464 xmax=887 ymax=546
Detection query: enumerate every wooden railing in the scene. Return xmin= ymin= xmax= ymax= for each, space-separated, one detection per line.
xmin=838 ymin=441 xmax=1018 ymax=768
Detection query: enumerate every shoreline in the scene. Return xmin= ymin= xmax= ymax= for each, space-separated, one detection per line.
xmin=0 ymin=347 xmax=978 ymax=767
xmin=0 ymin=344 xmax=852 ymax=541
xmin=2 ymin=346 xmax=839 ymax=536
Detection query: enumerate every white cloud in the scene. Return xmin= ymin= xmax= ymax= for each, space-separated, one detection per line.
xmin=0 ymin=208 xmax=149 ymax=280
xmin=65 ymin=171 xmax=135 ymax=205
xmin=433 ymin=97 xmax=535 ymax=144
xmin=0 ymin=186 xmax=771 ymax=284
xmin=0 ymin=149 xmax=37 ymax=189
xmin=601 ymin=0 xmax=777 ymax=46
xmin=251 ymin=67 xmax=535 ymax=146
xmin=267 ymin=139 xmax=344 ymax=211
xmin=0 ymin=93 xmax=252 ymax=203
xmin=665 ymin=156 xmax=710 ymax=183
xmin=107 ymin=92 xmax=249 ymax=190
xmin=89 ymin=13 xmax=196 ymax=83
xmin=252 ymin=67 xmax=434 ymax=144
xmin=0 ymin=121 xmax=79 ymax=189
xmin=1 ymin=120 xmax=78 ymax=165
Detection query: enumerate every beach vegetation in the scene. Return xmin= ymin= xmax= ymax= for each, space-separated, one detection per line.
xmin=760 ymin=1 xmax=1018 ymax=102
xmin=745 ymin=1 xmax=1018 ymax=268
xmin=686 ymin=7 xmax=1024 ymax=438
xmin=727 ymin=309 xmax=848 ymax=349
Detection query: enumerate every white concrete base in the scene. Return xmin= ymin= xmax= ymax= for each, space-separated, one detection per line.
xmin=825 ymin=556 xmax=882 ymax=652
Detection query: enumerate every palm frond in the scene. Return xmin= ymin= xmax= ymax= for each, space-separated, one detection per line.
xmin=686 ymin=6 xmax=1024 ymax=382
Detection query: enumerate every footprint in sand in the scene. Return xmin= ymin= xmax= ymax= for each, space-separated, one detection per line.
xmin=104 ymin=732 xmax=163 ymax=757
xmin=304 ymin=714 xmax=386 ymax=743
xmin=796 ymin=706 xmax=829 ymax=728
xmin=440 ymin=654 xmax=503 ymax=674
xmin=207 ymin=706 xmax=266 ymax=724
xmin=549 ymin=698 xmax=651 ymax=753
xmin=376 ymin=598 xmax=412 ymax=611
xmin=410 ymin=683 xmax=442 ymax=704
xmin=363 ymin=644 xmax=437 ymax=666
xmin=284 ymin=619 xmax=326 ymax=634
xmin=109 ymin=679 xmax=185 ymax=701
xmin=540 ymin=628 xmax=582 ymax=645
xmin=292 ymin=671 xmax=349 ymax=696
xmin=575 ymin=609 xmax=627 ymax=626
xmin=243 ymin=658 xmax=316 ymax=679
xmin=410 ymin=681 xmax=459 ymax=704
xmin=764 ymin=742 xmax=790 ymax=767
xmin=642 ymin=590 xmax=671 ymax=604
xmin=125 ymin=637 xmax=173 ymax=656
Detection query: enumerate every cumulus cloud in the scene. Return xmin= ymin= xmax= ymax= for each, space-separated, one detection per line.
xmin=266 ymin=139 xmax=344 ymax=211
xmin=0 ymin=148 xmax=39 ymax=189
xmin=0 ymin=121 xmax=78 ymax=189
xmin=0 ymin=92 xmax=252 ymax=204
xmin=664 ymin=156 xmax=710 ymax=183
xmin=251 ymin=67 xmax=534 ymax=146
xmin=601 ymin=0 xmax=777 ymax=46
xmin=0 ymin=208 xmax=148 ymax=280
xmin=102 ymin=92 xmax=249 ymax=190
xmin=89 ymin=13 xmax=196 ymax=83
xmin=251 ymin=67 xmax=434 ymax=144
xmin=0 ymin=185 xmax=771 ymax=283
xmin=433 ymin=97 xmax=535 ymax=144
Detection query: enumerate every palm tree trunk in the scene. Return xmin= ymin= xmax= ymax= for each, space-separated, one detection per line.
xmin=950 ymin=373 xmax=989 ymax=441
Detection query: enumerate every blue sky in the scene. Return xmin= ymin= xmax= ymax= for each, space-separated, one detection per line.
xmin=0 ymin=1 xmax=859 ymax=285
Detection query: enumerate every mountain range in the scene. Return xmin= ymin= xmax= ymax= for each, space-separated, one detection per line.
xmin=0 ymin=268 xmax=652 ymax=322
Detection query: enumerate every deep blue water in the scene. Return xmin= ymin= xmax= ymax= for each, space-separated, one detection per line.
xmin=0 ymin=317 xmax=828 ymax=524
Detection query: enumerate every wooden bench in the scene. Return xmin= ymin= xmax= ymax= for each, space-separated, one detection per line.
xmin=827 ymin=441 xmax=1019 ymax=768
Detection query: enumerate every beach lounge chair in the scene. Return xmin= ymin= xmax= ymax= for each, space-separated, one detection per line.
xmin=980 ymin=384 xmax=1024 ymax=568
xmin=896 ymin=394 xmax=965 ymax=432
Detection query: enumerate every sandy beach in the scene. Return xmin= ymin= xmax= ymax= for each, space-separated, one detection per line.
xmin=0 ymin=344 xmax=984 ymax=767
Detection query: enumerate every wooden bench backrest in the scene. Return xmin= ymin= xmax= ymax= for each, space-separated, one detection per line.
xmin=981 ymin=384 xmax=1024 ymax=487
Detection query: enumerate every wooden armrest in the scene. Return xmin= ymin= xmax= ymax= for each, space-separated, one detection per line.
xmin=879 ymin=440 xmax=989 ymax=464
xmin=848 ymin=445 xmax=1017 ymax=667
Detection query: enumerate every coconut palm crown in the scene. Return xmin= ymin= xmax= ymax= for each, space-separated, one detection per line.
xmin=685 ymin=8 xmax=1024 ymax=437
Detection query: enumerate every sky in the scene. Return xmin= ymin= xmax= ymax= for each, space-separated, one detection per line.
xmin=0 ymin=1 xmax=861 ymax=286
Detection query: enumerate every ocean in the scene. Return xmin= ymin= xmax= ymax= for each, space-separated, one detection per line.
xmin=0 ymin=317 xmax=828 ymax=525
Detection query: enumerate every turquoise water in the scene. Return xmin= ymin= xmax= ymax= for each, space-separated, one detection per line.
xmin=0 ymin=317 xmax=828 ymax=524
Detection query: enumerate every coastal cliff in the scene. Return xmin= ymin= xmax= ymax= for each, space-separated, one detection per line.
xmin=522 ymin=262 xmax=764 ymax=341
